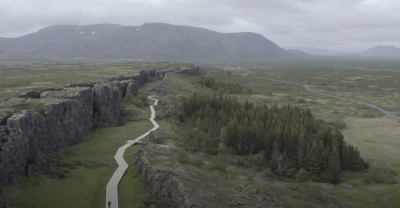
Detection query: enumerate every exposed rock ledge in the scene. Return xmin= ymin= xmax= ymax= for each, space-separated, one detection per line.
xmin=0 ymin=65 xmax=200 ymax=186
xmin=133 ymin=145 xmax=287 ymax=208
xmin=133 ymin=144 xmax=351 ymax=208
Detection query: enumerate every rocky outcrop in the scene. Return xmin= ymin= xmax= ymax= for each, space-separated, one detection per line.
xmin=134 ymin=144 xmax=351 ymax=208
xmin=18 ymin=90 xmax=42 ymax=98
xmin=149 ymin=131 xmax=166 ymax=144
xmin=133 ymin=145 xmax=287 ymax=208
xmin=177 ymin=65 xmax=204 ymax=77
xmin=0 ymin=65 xmax=200 ymax=186
xmin=0 ymin=200 xmax=12 ymax=208
xmin=133 ymin=147 xmax=193 ymax=208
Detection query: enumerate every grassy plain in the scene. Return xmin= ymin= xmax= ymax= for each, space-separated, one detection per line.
xmin=1 ymin=60 xmax=400 ymax=208
xmin=389 ymin=192 xmax=400 ymax=208
xmin=0 ymin=61 xmax=190 ymax=98
xmin=198 ymin=61 xmax=400 ymax=208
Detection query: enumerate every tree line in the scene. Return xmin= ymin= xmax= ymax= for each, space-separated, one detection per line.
xmin=179 ymin=93 xmax=368 ymax=184
xmin=198 ymin=76 xmax=252 ymax=94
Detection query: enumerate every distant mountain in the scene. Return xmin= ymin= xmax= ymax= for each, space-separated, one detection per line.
xmin=0 ymin=23 xmax=292 ymax=62
xmin=292 ymin=47 xmax=346 ymax=56
xmin=358 ymin=45 xmax=400 ymax=58
xmin=287 ymin=49 xmax=312 ymax=57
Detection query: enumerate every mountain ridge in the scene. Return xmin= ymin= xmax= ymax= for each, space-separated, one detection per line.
xmin=0 ymin=22 xmax=293 ymax=62
xmin=358 ymin=45 xmax=400 ymax=58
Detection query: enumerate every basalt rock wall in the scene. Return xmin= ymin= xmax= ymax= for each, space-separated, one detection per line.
xmin=0 ymin=66 xmax=199 ymax=186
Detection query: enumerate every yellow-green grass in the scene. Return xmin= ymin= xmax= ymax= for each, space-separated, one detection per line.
xmin=139 ymin=80 xmax=162 ymax=94
xmin=0 ymin=102 xmax=154 ymax=208
xmin=388 ymin=192 xmax=400 ymax=208
xmin=328 ymin=117 xmax=400 ymax=208
xmin=343 ymin=117 xmax=400 ymax=174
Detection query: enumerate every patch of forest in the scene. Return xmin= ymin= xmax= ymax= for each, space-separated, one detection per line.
xmin=178 ymin=93 xmax=368 ymax=184
xmin=198 ymin=76 xmax=252 ymax=94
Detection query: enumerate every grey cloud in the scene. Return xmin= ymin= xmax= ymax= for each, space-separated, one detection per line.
xmin=1 ymin=0 xmax=400 ymax=52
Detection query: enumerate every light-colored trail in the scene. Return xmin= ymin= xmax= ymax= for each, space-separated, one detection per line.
xmin=105 ymin=96 xmax=159 ymax=208
xmin=384 ymin=189 xmax=400 ymax=208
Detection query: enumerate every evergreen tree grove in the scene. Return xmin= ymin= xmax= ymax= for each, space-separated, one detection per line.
xmin=179 ymin=93 xmax=368 ymax=184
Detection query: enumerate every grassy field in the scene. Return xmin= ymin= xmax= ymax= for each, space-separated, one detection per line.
xmin=0 ymin=80 xmax=165 ymax=208
xmin=201 ymin=64 xmax=400 ymax=121
xmin=0 ymin=117 xmax=153 ymax=208
xmin=1 ymin=60 xmax=400 ymax=208
xmin=343 ymin=117 xmax=400 ymax=173
xmin=389 ymin=192 xmax=400 ymax=208
xmin=0 ymin=61 xmax=190 ymax=98
xmin=198 ymin=63 xmax=400 ymax=208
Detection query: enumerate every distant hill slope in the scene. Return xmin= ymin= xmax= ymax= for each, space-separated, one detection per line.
xmin=292 ymin=47 xmax=346 ymax=56
xmin=358 ymin=45 xmax=400 ymax=58
xmin=287 ymin=49 xmax=312 ymax=57
xmin=0 ymin=23 xmax=292 ymax=62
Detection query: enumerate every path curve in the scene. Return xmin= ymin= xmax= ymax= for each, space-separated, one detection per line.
xmin=264 ymin=78 xmax=400 ymax=121
xmin=384 ymin=189 xmax=400 ymax=208
xmin=105 ymin=95 xmax=159 ymax=208
xmin=304 ymin=85 xmax=400 ymax=121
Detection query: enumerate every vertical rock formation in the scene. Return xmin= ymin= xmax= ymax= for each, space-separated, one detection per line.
xmin=0 ymin=65 xmax=200 ymax=186
xmin=0 ymin=67 xmax=169 ymax=186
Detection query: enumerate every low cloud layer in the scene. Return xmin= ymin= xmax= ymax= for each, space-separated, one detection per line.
xmin=1 ymin=0 xmax=400 ymax=52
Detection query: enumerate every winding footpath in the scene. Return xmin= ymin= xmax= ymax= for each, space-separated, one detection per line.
xmin=384 ymin=189 xmax=400 ymax=208
xmin=105 ymin=96 xmax=159 ymax=208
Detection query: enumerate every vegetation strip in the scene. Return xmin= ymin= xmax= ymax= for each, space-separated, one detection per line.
xmin=105 ymin=96 xmax=159 ymax=208
xmin=304 ymin=85 xmax=400 ymax=121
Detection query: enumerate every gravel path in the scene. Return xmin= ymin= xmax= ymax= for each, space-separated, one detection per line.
xmin=105 ymin=96 xmax=159 ymax=208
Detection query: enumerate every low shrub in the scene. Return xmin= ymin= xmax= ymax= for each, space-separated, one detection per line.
xmin=286 ymin=183 xmax=299 ymax=191
xmin=174 ymin=147 xmax=189 ymax=164
xmin=373 ymin=170 xmax=396 ymax=184
xmin=298 ymin=98 xmax=306 ymax=103
xmin=247 ymin=150 xmax=267 ymax=166
xmin=295 ymin=168 xmax=309 ymax=183
xmin=207 ymin=157 xmax=227 ymax=173
xmin=132 ymin=99 xmax=145 ymax=108
xmin=329 ymin=119 xmax=347 ymax=129
xmin=191 ymin=153 xmax=205 ymax=168
xmin=363 ymin=173 xmax=373 ymax=184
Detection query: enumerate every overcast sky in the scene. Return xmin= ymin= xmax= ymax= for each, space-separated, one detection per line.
xmin=1 ymin=0 xmax=400 ymax=52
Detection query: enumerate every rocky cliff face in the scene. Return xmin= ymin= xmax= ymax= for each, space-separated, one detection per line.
xmin=0 ymin=66 xmax=199 ymax=186
xmin=133 ymin=145 xmax=286 ymax=208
